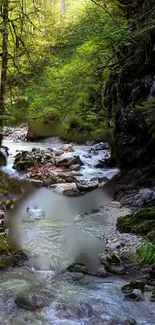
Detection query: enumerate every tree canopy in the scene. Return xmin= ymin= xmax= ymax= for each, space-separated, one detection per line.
xmin=0 ymin=0 xmax=155 ymax=142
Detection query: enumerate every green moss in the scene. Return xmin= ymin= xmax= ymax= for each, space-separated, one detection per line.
xmin=0 ymin=226 xmax=7 ymax=234
xmin=0 ymin=236 xmax=9 ymax=253
xmin=0 ymin=259 xmax=9 ymax=270
xmin=117 ymin=208 xmax=155 ymax=242
xmin=0 ymin=171 xmax=22 ymax=199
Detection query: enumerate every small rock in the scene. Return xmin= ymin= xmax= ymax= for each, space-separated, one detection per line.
xmin=74 ymin=215 xmax=83 ymax=222
xmin=125 ymin=289 xmax=145 ymax=301
xmin=123 ymin=319 xmax=137 ymax=325
xmin=97 ymin=266 xmax=108 ymax=277
xmin=69 ymin=164 xmax=81 ymax=171
xmin=60 ymin=144 xmax=74 ymax=152
xmin=86 ymin=140 xmax=96 ymax=146
xmin=67 ymin=263 xmax=90 ymax=274
xmin=27 ymin=205 xmax=45 ymax=219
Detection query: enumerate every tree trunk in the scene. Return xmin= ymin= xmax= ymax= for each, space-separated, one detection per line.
xmin=60 ymin=0 xmax=65 ymax=13
xmin=0 ymin=0 xmax=8 ymax=145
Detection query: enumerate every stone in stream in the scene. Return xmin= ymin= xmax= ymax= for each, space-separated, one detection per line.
xmin=15 ymin=291 xmax=49 ymax=310
xmin=51 ymin=182 xmax=80 ymax=196
xmin=60 ymin=143 xmax=74 ymax=152
xmin=125 ymin=289 xmax=145 ymax=301
xmin=52 ymin=148 xmax=64 ymax=156
xmin=98 ymin=252 xmax=125 ymax=275
xmin=26 ymin=205 xmax=45 ymax=219
xmin=121 ymin=281 xmax=145 ymax=293
xmin=66 ymin=262 xmax=90 ymax=275
xmin=56 ymin=301 xmax=93 ymax=320
xmin=76 ymin=180 xmax=98 ymax=192
xmin=69 ymin=163 xmax=81 ymax=171
xmin=55 ymin=153 xmax=82 ymax=167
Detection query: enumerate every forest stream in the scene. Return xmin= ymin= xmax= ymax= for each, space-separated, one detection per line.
xmin=0 ymin=138 xmax=154 ymax=325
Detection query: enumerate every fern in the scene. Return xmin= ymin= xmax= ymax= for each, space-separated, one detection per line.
xmin=136 ymin=240 xmax=155 ymax=265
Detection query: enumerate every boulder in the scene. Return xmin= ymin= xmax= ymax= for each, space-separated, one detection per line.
xmin=76 ymin=180 xmax=98 ymax=192
xmin=55 ymin=153 xmax=82 ymax=167
xmin=15 ymin=291 xmax=49 ymax=310
xmin=13 ymin=149 xmax=54 ymax=172
xmin=51 ymin=183 xmax=80 ymax=196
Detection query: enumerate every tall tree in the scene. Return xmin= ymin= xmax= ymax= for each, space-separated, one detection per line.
xmin=60 ymin=0 xmax=65 ymax=13
xmin=0 ymin=0 xmax=8 ymax=144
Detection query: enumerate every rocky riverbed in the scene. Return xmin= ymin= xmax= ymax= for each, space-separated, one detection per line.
xmin=0 ymin=137 xmax=154 ymax=324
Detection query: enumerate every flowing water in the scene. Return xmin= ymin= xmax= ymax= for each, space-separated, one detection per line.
xmin=0 ymin=139 xmax=154 ymax=325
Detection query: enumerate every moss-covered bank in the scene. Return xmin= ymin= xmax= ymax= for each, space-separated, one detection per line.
xmin=117 ymin=208 xmax=155 ymax=242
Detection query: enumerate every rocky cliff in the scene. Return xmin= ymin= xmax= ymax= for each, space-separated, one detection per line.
xmin=104 ymin=0 xmax=155 ymax=209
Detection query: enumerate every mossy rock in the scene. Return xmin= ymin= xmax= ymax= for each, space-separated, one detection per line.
xmin=0 ymin=225 xmax=7 ymax=234
xmin=15 ymin=160 xmax=31 ymax=171
xmin=117 ymin=208 xmax=155 ymax=242
xmin=121 ymin=281 xmax=145 ymax=294
xmin=0 ymin=236 xmax=9 ymax=253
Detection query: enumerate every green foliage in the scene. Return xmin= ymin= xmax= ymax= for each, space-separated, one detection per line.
xmin=136 ymin=240 xmax=155 ymax=265
xmin=2 ymin=0 xmax=155 ymax=142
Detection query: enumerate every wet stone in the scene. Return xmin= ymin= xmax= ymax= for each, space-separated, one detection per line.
xmin=121 ymin=281 xmax=145 ymax=293
xmin=15 ymin=291 xmax=49 ymax=310
xmin=56 ymin=301 xmax=93 ymax=320
xmin=125 ymin=289 xmax=145 ymax=301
